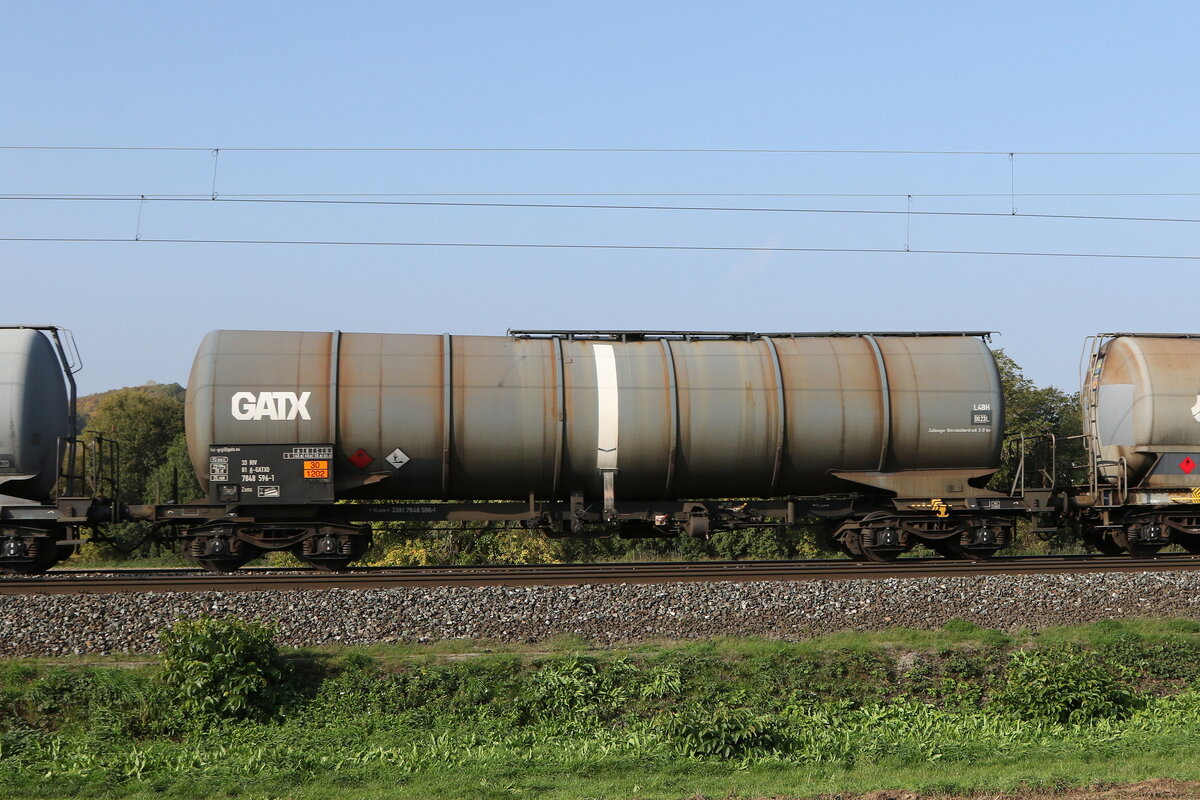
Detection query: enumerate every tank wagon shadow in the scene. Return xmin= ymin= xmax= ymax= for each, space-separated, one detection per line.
xmin=2 ymin=327 xmax=1198 ymax=573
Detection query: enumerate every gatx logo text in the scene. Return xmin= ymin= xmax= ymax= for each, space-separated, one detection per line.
xmin=231 ymin=391 xmax=312 ymax=421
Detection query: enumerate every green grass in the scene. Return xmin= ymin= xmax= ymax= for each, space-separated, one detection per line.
xmin=158 ymin=748 xmax=1200 ymax=800
xmin=4 ymin=619 xmax=1200 ymax=799
xmin=6 ymin=701 xmax=1200 ymax=799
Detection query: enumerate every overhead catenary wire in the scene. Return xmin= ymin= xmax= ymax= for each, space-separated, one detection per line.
xmin=7 ymin=194 xmax=1200 ymax=226
xmin=5 ymin=236 xmax=1200 ymax=261
xmin=8 ymin=145 xmax=1200 ymax=155
xmin=13 ymin=192 xmax=1200 ymax=198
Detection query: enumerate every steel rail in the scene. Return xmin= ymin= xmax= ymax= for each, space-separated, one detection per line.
xmin=3 ymin=554 xmax=1200 ymax=595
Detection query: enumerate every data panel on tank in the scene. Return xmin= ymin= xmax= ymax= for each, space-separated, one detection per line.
xmin=207 ymin=444 xmax=335 ymax=504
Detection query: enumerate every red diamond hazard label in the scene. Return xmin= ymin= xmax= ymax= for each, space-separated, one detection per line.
xmin=1182 ymin=457 xmax=1196 ymax=474
xmin=349 ymin=449 xmax=373 ymax=469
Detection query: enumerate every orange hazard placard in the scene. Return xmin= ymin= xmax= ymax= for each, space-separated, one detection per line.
xmin=303 ymin=461 xmax=330 ymax=479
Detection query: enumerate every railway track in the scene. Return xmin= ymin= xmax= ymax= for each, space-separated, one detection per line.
xmin=3 ymin=553 xmax=1200 ymax=594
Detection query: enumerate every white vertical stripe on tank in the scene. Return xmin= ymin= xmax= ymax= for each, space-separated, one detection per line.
xmin=594 ymin=344 xmax=619 ymax=470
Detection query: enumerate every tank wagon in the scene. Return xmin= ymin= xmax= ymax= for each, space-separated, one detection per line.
xmin=167 ymin=329 xmax=1024 ymax=570
xmin=0 ymin=326 xmax=116 ymax=574
xmin=1075 ymin=333 xmax=1200 ymax=555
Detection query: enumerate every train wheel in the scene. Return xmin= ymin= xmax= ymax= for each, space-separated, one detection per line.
xmin=855 ymin=529 xmax=905 ymax=562
xmin=928 ymin=539 xmax=964 ymax=559
xmin=1112 ymin=529 xmax=1162 ymax=558
xmin=0 ymin=553 xmax=59 ymax=574
xmin=840 ymin=531 xmax=867 ymax=560
xmin=1082 ymin=528 xmax=1124 ymax=555
xmin=197 ymin=558 xmax=243 ymax=573
xmin=0 ymin=530 xmax=64 ymax=575
xmin=944 ymin=541 xmax=995 ymax=560
xmin=1123 ymin=539 xmax=1166 ymax=558
xmin=858 ymin=542 xmax=901 ymax=562
xmin=195 ymin=551 xmax=259 ymax=573
xmin=301 ymin=556 xmax=353 ymax=571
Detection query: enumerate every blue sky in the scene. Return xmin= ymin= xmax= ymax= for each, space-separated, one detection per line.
xmin=4 ymin=1 xmax=1200 ymax=394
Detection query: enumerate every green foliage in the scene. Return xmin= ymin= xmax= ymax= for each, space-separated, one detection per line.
xmin=6 ymin=626 xmax=1200 ymax=797
xmin=340 ymin=652 xmax=379 ymax=674
xmin=658 ymin=704 xmax=783 ymax=759
xmin=993 ymin=350 xmax=1079 ymax=441
xmin=521 ymin=655 xmax=637 ymax=724
xmin=940 ymin=617 xmax=1012 ymax=646
xmin=1164 ymin=619 xmax=1200 ymax=634
xmin=157 ymin=615 xmax=294 ymax=727
xmin=1092 ymin=625 xmax=1200 ymax=686
xmin=994 ymin=645 xmax=1143 ymax=724
xmin=556 ymin=522 xmax=837 ymax=563
xmin=147 ymin=431 xmax=204 ymax=503
xmin=81 ymin=383 xmax=190 ymax=504
xmin=363 ymin=516 xmax=839 ymax=567
xmin=367 ymin=520 xmax=563 ymax=566
xmin=990 ymin=349 xmax=1084 ymax=507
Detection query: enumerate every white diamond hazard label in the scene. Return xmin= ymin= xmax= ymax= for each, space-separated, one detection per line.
xmin=386 ymin=447 xmax=410 ymax=469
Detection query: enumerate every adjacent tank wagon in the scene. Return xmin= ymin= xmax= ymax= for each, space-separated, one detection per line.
xmin=1079 ymin=333 xmax=1200 ymax=555
xmin=0 ymin=326 xmax=115 ymax=574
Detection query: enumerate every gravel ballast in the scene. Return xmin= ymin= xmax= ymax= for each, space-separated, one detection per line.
xmin=3 ymin=570 xmax=1200 ymax=656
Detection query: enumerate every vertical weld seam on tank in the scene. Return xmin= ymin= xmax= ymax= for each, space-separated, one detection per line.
xmin=763 ymin=336 xmax=786 ymax=497
xmin=552 ymin=336 xmax=566 ymax=496
xmin=441 ymin=333 xmax=452 ymax=500
xmin=207 ymin=332 xmax=219 ymax=462
xmin=864 ymin=335 xmax=891 ymax=472
xmin=660 ymin=338 xmax=679 ymax=499
xmin=328 ymin=330 xmax=341 ymax=448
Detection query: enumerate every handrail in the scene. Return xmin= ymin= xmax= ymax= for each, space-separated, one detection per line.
xmin=1008 ymin=434 xmax=1026 ymax=498
xmin=508 ymin=329 xmax=994 ymax=341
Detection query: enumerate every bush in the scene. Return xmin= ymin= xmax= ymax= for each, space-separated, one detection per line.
xmin=993 ymin=645 xmax=1142 ymax=724
xmin=157 ymin=615 xmax=294 ymax=727
xmin=521 ymin=655 xmax=636 ymax=725
xmin=658 ymin=704 xmax=783 ymax=759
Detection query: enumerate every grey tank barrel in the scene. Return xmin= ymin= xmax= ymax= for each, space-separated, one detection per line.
xmin=185 ymin=330 xmax=1005 ymax=502
xmin=0 ymin=329 xmax=70 ymax=502
xmin=1089 ymin=334 xmax=1200 ymax=488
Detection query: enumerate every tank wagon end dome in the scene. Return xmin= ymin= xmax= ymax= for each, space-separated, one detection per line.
xmin=0 ymin=328 xmax=70 ymax=502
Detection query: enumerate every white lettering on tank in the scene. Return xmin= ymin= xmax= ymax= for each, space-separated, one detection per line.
xmin=231 ymin=392 xmax=256 ymax=420
xmin=230 ymin=391 xmax=312 ymax=421
xmin=289 ymin=392 xmax=311 ymax=420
